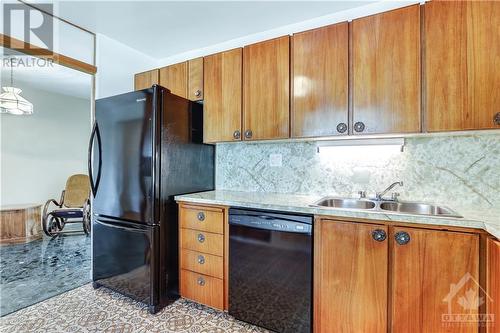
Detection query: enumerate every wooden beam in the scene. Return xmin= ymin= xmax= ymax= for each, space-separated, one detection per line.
xmin=1 ymin=33 xmax=97 ymax=75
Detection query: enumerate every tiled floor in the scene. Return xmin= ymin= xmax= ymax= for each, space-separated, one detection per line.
xmin=0 ymin=284 xmax=269 ymax=333
xmin=0 ymin=226 xmax=91 ymax=316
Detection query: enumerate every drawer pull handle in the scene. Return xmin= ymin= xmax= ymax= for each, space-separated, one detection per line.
xmin=194 ymin=90 xmax=202 ymax=97
xmin=197 ymin=255 xmax=205 ymax=264
xmin=197 ymin=212 xmax=205 ymax=221
xmin=197 ymin=233 xmax=205 ymax=243
xmin=197 ymin=277 xmax=205 ymax=286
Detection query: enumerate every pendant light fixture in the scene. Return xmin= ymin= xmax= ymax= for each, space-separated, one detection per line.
xmin=0 ymin=58 xmax=34 ymax=115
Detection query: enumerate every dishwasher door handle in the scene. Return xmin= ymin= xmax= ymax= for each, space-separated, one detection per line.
xmin=229 ymin=217 xmax=312 ymax=234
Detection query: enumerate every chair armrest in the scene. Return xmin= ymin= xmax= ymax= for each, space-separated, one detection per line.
xmin=43 ymin=199 xmax=61 ymax=220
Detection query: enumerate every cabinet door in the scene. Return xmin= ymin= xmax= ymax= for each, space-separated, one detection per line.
xmin=487 ymin=237 xmax=500 ymax=333
xmin=203 ymin=49 xmax=242 ymax=143
xmin=391 ymin=227 xmax=479 ymax=333
xmin=314 ymin=220 xmax=388 ymax=333
xmin=243 ymin=36 xmax=289 ymax=140
xmin=159 ymin=62 xmax=187 ymax=98
xmin=352 ymin=5 xmax=421 ymax=134
xmin=424 ymin=1 xmax=500 ymax=131
xmin=134 ymin=69 xmax=159 ymax=90
xmin=292 ymin=23 xmax=348 ymax=138
xmin=188 ymin=57 xmax=203 ymax=101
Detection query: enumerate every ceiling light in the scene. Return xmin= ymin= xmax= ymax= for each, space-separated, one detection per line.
xmin=0 ymin=59 xmax=34 ymax=116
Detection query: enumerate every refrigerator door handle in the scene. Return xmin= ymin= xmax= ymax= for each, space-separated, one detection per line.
xmin=95 ymin=218 xmax=149 ymax=233
xmin=88 ymin=122 xmax=102 ymax=197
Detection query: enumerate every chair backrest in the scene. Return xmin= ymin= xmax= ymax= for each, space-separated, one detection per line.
xmin=64 ymin=174 xmax=90 ymax=208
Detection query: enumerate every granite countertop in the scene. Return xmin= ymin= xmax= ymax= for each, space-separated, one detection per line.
xmin=175 ymin=190 xmax=500 ymax=240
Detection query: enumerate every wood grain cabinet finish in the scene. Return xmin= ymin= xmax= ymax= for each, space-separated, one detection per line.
xmin=424 ymin=1 xmax=500 ymax=131
xmin=159 ymin=62 xmax=188 ymax=98
xmin=390 ymin=227 xmax=479 ymax=333
xmin=203 ymin=49 xmax=242 ymax=143
xmin=291 ymin=23 xmax=348 ymax=138
xmin=188 ymin=57 xmax=204 ymax=101
xmin=178 ymin=203 xmax=228 ymax=311
xmin=487 ymin=237 xmax=500 ymax=333
xmin=180 ymin=205 xmax=224 ymax=234
xmin=243 ymin=36 xmax=290 ymax=140
xmin=180 ymin=269 xmax=224 ymax=310
xmin=352 ymin=5 xmax=421 ymax=135
xmin=314 ymin=220 xmax=388 ymax=333
xmin=134 ymin=69 xmax=159 ymax=90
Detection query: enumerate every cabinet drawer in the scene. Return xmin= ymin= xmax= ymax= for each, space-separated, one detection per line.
xmin=180 ymin=269 xmax=223 ymax=310
xmin=180 ymin=228 xmax=223 ymax=256
xmin=180 ymin=249 xmax=223 ymax=279
xmin=180 ymin=206 xmax=224 ymax=234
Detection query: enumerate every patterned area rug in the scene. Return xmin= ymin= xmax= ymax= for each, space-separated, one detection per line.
xmin=0 ymin=284 xmax=269 ymax=333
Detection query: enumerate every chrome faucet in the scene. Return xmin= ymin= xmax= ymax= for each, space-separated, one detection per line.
xmin=376 ymin=181 xmax=403 ymax=201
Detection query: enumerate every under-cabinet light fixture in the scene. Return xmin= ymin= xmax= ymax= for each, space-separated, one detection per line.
xmin=317 ymin=138 xmax=405 ymax=154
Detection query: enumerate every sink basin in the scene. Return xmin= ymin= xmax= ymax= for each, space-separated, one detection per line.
xmin=313 ymin=198 xmax=376 ymax=210
xmin=379 ymin=201 xmax=462 ymax=218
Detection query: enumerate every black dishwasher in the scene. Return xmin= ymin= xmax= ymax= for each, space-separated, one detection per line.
xmin=229 ymin=208 xmax=312 ymax=333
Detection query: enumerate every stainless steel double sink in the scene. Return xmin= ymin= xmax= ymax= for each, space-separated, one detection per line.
xmin=311 ymin=197 xmax=463 ymax=218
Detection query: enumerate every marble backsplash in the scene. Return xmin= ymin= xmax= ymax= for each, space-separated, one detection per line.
xmin=215 ymin=133 xmax=500 ymax=213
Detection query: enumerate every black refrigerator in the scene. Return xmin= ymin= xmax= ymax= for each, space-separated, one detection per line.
xmin=89 ymin=85 xmax=214 ymax=313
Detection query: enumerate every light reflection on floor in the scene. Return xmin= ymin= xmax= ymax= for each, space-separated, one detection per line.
xmin=0 ymin=225 xmax=91 ymax=316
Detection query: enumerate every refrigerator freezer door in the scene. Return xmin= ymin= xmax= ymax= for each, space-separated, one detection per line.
xmin=92 ymin=217 xmax=158 ymax=307
xmin=93 ymin=89 xmax=156 ymax=224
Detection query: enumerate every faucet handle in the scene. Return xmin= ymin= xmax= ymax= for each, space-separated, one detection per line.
xmin=391 ymin=192 xmax=400 ymax=201
xmin=358 ymin=191 xmax=366 ymax=199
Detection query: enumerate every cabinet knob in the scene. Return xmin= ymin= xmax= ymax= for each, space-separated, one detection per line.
xmin=494 ymin=112 xmax=500 ymax=125
xmin=233 ymin=130 xmax=241 ymax=140
xmin=197 ymin=277 xmax=205 ymax=286
xmin=372 ymin=229 xmax=387 ymax=242
xmin=197 ymin=255 xmax=205 ymax=265
xmin=336 ymin=122 xmax=348 ymax=133
xmin=244 ymin=129 xmax=253 ymax=139
xmin=197 ymin=212 xmax=205 ymax=221
xmin=194 ymin=90 xmax=202 ymax=97
xmin=354 ymin=122 xmax=365 ymax=133
xmin=395 ymin=231 xmax=411 ymax=245
xmin=197 ymin=233 xmax=205 ymax=243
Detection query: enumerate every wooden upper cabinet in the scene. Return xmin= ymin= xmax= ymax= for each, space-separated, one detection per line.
xmin=188 ymin=57 xmax=204 ymax=101
xmin=291 ymin=23 xmax=348 ymax=138
xmin=134 ymin=69 xmax=159 ymax=90
xmin=314 ymin=220 xmax=388 ymax=333
xmin=203 ymin=48 xmax=242 ymax=143
xmin=159 ymin=62 xmax=188 ymax=98
xmin=424 ymin=1 xmax=500 ymax=131
xmin=487 ymin=237 xmax=500 ymax=333
xmin=352 ymin=5 xmax=421 ymax=135
xmin=243 ymin=36 xmax=290 ymax=141
xmin=390 ymin=227 xmax=479 ymax=333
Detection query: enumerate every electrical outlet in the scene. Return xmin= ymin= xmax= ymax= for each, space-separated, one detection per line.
xmin=269 ymin=154 xmax=282 ymax=167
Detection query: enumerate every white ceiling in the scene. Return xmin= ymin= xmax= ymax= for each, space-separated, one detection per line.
xmin=56 ymin=1 xmax=375 ymax=59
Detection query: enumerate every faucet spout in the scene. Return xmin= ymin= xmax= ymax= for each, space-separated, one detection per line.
xmin=376 ymin=181 xmax=403 ymax=200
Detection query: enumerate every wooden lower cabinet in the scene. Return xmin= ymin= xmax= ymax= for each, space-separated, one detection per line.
xmin=390 ymin=227 xmax=479 ymax=333
xmin=487 ymin=237 xmax=500 ymax=333
xmin=178 ymin=203 xmax=228 ymax=311
xmin=314 ymin=218 xmax=481 ymax=333
xmin=314 ymin=219 xmax=388 ymax=333
xmin=180 ymin=270 xmax=224 ymax=310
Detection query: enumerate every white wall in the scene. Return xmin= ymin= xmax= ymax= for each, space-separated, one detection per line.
xmin=0 ymin=84 xmax=91 ymax=206
xmin=95 ymin=33 xmax=158 ymax=99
